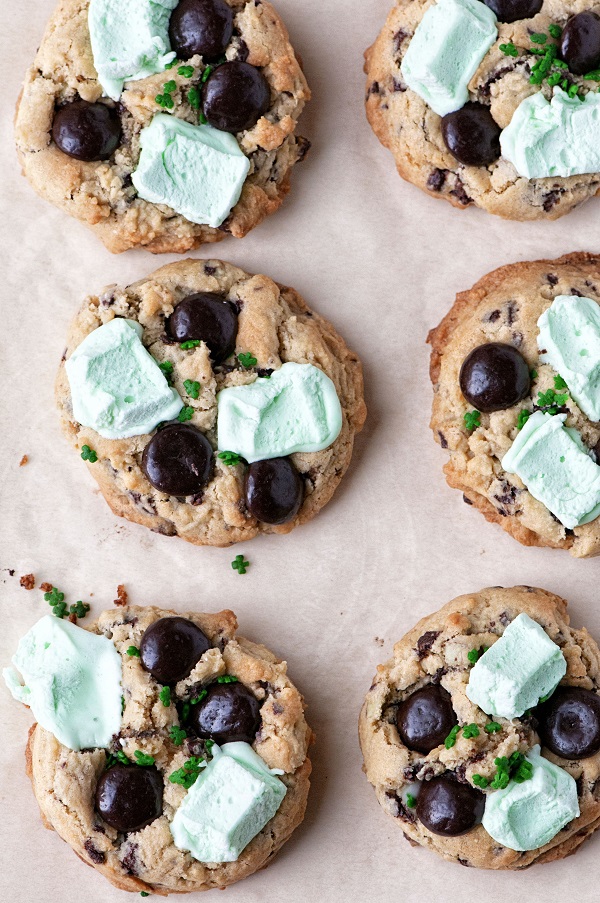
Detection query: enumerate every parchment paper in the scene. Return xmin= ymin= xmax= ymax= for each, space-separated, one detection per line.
xmin=3 ymin=2 xmax=600 ymax=901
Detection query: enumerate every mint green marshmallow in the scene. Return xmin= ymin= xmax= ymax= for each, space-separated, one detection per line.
xmin=65 ymin=318 xmax=183 ymax=440
xmin=538 ymin=295 xmax=600 ymax=422
xmin=466 ymin=613 xmax=566 ymax=719
xmin=3 ymin=615 xmax=122 ymax=751
xmin=483 ymin=745 xmax=579 ymax=851
xmin=170 ymin=742 xmax=286 ymax=863
xmin=501 ymin=411 xmax=600 ymax=529
xmin=89 ymin=0 xmax=177 ymax=101
xmin=132 ymin=115 xmax=250 ymax=228
xmin=500 ymin=88 xmax=600 ymax=179
xmin=217 ymin=362 xmax=343 ymax=463
xmin=401 ymin=0 xmax=497 ymax=117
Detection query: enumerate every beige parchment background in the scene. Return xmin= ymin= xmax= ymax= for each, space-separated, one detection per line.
xmin=3 ymin=2 xmax=600 ymax=901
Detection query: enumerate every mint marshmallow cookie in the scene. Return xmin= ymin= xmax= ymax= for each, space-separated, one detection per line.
xmin=14 ymin=0 xmax=310 ymax=253
xmin=429 ymin=252 xmax=600 ymax=557
xmin=359 ymin=585 xmax=600 ymax=869
xmin=56 ymin=259 xmax=366 ymax=546
xmin=6 ymin=604 xmax=312 ymax=894
xmin=365 ymin=1 xmax=600 ymax=220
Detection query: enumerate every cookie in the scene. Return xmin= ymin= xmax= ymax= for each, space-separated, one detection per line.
xmin=428 ymin=252 xmax=600 ymax=557
xmin=13 ymin=604 xmax=312 ymax=894
xmin=359 ymin=585 xmax=600 ymax=869
xmin=15 ymin=0 xmax=310 ymax=253
xmin=365 ymin=2 xmax=600 ymax=221
xmin=55 ymin=258 xmax=366 ymax=546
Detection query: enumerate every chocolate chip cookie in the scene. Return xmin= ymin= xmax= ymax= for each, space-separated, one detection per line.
xmin=55 ymin=258 xmax=366 ymax=546
xmin=15 ymin=0 xmax=310 ymax=253
xmin=359 ymin=585 xmax=600 ymax=869
xmin=25 ymin=604 xmax=312 ymax=894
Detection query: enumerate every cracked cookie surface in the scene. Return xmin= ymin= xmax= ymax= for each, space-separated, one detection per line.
xmin=55 ymin=258 xmax=366 ymax=547
xmin=26 ymin=604 xmax=312 ymax=895
xmin=365 ymin=0 xmax=600 ymax=220
xmin=428 ymin=252 xmax=600 ymax=557
xmin=15 ymin=0 xmax=310 ymax=253
xmin=359 ymin=585 xmax=600 ymax=869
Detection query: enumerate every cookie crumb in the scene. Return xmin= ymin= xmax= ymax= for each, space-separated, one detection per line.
xmin=68 ymin=612 xmax=78 ymax=624
xmin=40 ymin=582 xmax=53 ymax=593
xmin=374 ymin=637 xmax=384 ymax=647
xmin=19 ymin=455 xmax=28 ymax=467
xmin=114 ymin=584 xmax=128 ymax=607
xmin=20 ymin=574 xmax=35 ymax=590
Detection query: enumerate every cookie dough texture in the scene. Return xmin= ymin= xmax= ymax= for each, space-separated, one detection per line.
xmin=55 ymin=259 xmax=366 ymax=547
xmin=26 ymin=604 xmax=312 ymax=895
xmin=429 ymin=252 xmax=600 ymax=557
xmin=15 ymin=0 xmax=310 ymax=253
xmin=364 ymin=1 xmax=600 ymax=220
xmin=359 ymin=586 xmax=600 ymax=869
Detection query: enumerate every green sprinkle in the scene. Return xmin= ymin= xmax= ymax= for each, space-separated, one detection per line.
xmin=444 ymin=725 xmax=461 ymax=749
xmin=531 ymin=33 xmax=547 ymax=44
xmin=517 ymin=409 xmax=531 ymax=430
xmin=181 ymin=702 xmax=190 ymax=721
xmin=187 ymin=87 xmax=201 ymax=110
xmin=560 ymin=455 xmax=565 ymax=462
xmin=81 ymin=444 xmax=98 ymax=463
xmin=169 ymin=756 xmax=205 ymax=789
xmin=191 ymin=689 xmax=208 ymax=705
xmin=180 ymin=339 xmax=201 ymax=350
xmin=127 ymin=646 xmax=141 ymax=657
xmin=549 ymin=24 xmax=562 ymax=39
xmin=467 ymin=648 xmax=480 ymax=664
xmin=217 ymin=675 xmax=239 ymax=684
xmin=177 ymin=406 xmax=194 ymax=423
xmin=69 ymin=601 xmax=90 ymax=619
xmin=159 ymin=686 xmax=171 ymax=707
xmin=218 ymin=450 xmax=243 ymax=466
xmin=530 ymin=369 xmax=538 ymax=380
xmin=405 ymin=793 xmax=417 ymax=808
xmin=155 ymin=93 xmax=175 ymax=109
xmin=232 ymin=554 xmax=249 ymax=575
xmin=584 ymin=70 xmax=600 ymax=80
xmin=159 ymin=360 xmax=174 ymax=379
xmin=547 ymin=72 xmax=562 ymax=87
xmin=201 ymin=65 xmax=213 ymax=83
xmin=178 ymin=66 xmax=194 ymax=78
xmin=464 ymin=410 xmax=481 ymax=432
xmin=44 ymin=586 xmax=65 ymax=605
xmin=537 ymin=386 xmax=568 ymax=411
xmin=163 ymin=80 xmax=177 ymax=94
xmin=199 ymin=112 xmax=208 ymax=124
xmin=500 ymin=42 xmax=518 ymax=57
xmin=472 ymin=774 xmax=489 ymax=789
xmin=205 ymin=739 xmax=215 ymax=752
xmin=554 ymin=59 xmax=568 ymax=69
xmin=562 ymin=78 xmax=569 ymax=90
xmin=169 ymin=725 xmax=187 ymax=746
xmin=134 ymin=750 xmax=155 ymax=767
xmin=568 ymin=82 xmax=580 ymax=98
xmin=485 ymin=721 xmax=502 ymax=734
xmin=106 ymin=749 xmax=130 ymax=768
xmin=141 ymin=894 xmax=150 ymax=898
xmin=165 ymin=59 xmax=178 ymax=69
xmin=183 ymin=379 xmax=201 ymax=399
xmin=238 ymin=351 xmax=258 ymax=369
xmin=462 ymin=723 xmax=480 ymax=740
xmin=539 ymin=690 xmax=554 ymax=703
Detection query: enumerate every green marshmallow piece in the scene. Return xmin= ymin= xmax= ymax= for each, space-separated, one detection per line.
xmin=483 ymin=745 xmax=579 ymax=851
xmin=65 ymin=318 xmax=183 ymax=440
xmin=217 ymin=362 xmax=343 ymax=463
xmin=131 ymin=115 xmax=251 ymax=228
xmin=538 ymin=295 xmax=600 ymax=422
xmin=88 ymin=0 xmax=178 ymax=101
xmin=500 ymin=88 xmax=600 ymax=179
xmin=3 ymin=615 xmax=123 ymax=751
xmin=501 ymin=411 xmax=600 ymax=529
xmin=170 ymin=742 xmax=286 ymax=863
xmin=466 ymin=613 xmax=566 ymax=719
xmin=401 ymin=0 xmax=497 ymax=117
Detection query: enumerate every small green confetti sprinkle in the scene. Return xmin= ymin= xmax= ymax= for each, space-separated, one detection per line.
xmin=238 ymin=352 xmax=258 ymax=369
xmin=169 ymin=725 xmax=187 ymax=746
xmin=201 ymin=65 xmax=213 ymax=83
xmin=81 ymin=444 xmax=98 ymax=463
xmin=549 ymin=24 xmax=562 ymax=39
xmin=218 ymin=450 xmax=243 ymax=466
xmin=406 ymin=793 xmax=417 ymax=808
xmin=444 ymin=725 xmax=460 ymax=749
xmin=584 ymin=70 xmax=600 ymax=80
xmin=159 ymin=686 xmax=171 ymax=707
xmin=531 ymin=33 xmax=547 ymax=44
xmin=467 ymin=648 xmax=480 ymax=664
xmin=127 ymin=646 xmax=141 ymax=657
xmin=464 ymin=410 xmax=481 ymax=432
xmin=159 ymin=360 xmax=174 ymax=379
xmin=472 ymin=774 xmax=489 ymax=788
xmin=177 ymin=406 xmax=194 ymax=423
xmin=69 ymin=601 xmax=90 ymax=619
xmin=191 ymin=689 xmax=208 ymax=705
xmin=169 ymin=756 xmax=205 ymax=789
xmin=163 ymin=80 xmax=177 ymax=94
xmin=183 ymin=379 xmax=201 ymax=399
xmin=232 ymin=554 xmax=249 ymax=575
xmin=165 ymin=59 xmax=178 ymax=69
xmin=187 ymin=86 xmax=201 ymax=110
xmin=500 ymin=42 xmax=518 ymax=57
xmin=141 ymin=893 xmax=150 ymax=898
xmin=485 ymin=722 xmax=502 ymax=734
xmin=178 ymin=65 xmax=194 ymax=78
xmin=462 ymin=723 xmax=480 ymax=740
xmin=217 ymin=675 xmax=239 ymax=684
xmin=517 ymin=409 xmax=531 ymax=430
xmin=180 ymin=339 xmax=201 ymax=350
xmin=568 ymin=82 xmax=580 ymax=98
xmin=530 ymin=369 xmax=538 ymax=380
xmin=555 ymin=375 xmax=568 ymax=392
xmin=199 ymin=112 xmax=208 ymax=124
xmin=134 ymin=750 xmax=155 ymax=767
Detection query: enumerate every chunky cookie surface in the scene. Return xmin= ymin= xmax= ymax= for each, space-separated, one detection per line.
xmin=365 ymin=1 xmax=600 ymax=221
xmin=359 ymin=586 xmax=600 ymax=869
xmin=26 ymin=604 xmax=312 ymax=895
xmin=15 ymin=0 xmax=310 ymax=253
xmin=56 ymin=258 xmax=366 ymax=547
xmin=429 ymin=252 xmax=600 ymax=557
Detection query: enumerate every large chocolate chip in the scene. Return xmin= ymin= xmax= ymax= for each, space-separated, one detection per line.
xmin=441 ymin=103 xmax=501 ymax=167
xmin=187 ymin=682 xmax=261 ymax=744
xmin=142 ymin=424 xmax=213 ymax=496
xmin=169 ymin=0 xmax=233 ymax=60
xmin=202 ymin=61 xmax=270 ymax=133
xmin=52 ymin=100 xmax=121 ymax=162
xmin=396 ymin=686 xmax=458 ymax=754
xmin=245 ymin=458 xmax=303 ymax=525
xmin=537 ymin=687 xmax=600 ymax=759
xmin=559 ymin=13 xmax=600 ymax=75
xmin=416 ymin=776 xmax=485 ymax=836
xmin=167 ymin=293 xmax=238 ymax=363
xmin=482 ymin=0 xmax=542 ymax=23
xmin=140 ymin=616 xmax=211 ymax=684
xmin=459 ymin=343 xmax=531 ymax=413
xmin=95 ymin=764 xmax=163 ymax=833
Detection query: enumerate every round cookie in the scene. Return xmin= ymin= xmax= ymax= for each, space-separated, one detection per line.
xmin=25 ymin=604 xmax=312 ymax=894
xmin=359 ymin=585 xmax=600 ymax=869
xmin=55 ymin=258 xmax=366 ymax=546
xmin=428 ymin=252 xmax=600 ymax=557
xmin=365 ymin=2 xmax=600 ymax=221
xmin=15 ymin=0 xmax=310 ymax=253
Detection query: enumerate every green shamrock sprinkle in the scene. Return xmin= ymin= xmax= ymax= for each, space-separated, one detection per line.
xmin=180 ymin=339 xmax=201 ymax=350
xmin=169 ymin=725 xmax=187 ymax=746
xmin=484 ymin=721 xmax=502 ymax=734
xmin=217 ymin=675 xmax=239 ymax=684
xmin=177 ymin=406 xmax=194 ymax=423
xmin=472 ymin=774 xmax=489 ymax=788
xmin=178 ymin=66 xmax=194 ymax=78
xmin=232 ymin=554 xmax=250 ymax=575
xmin=464 ymin=410 xmax=481 ymax=432
xmin=81 ymin=445 xmax=98 ymax=463
xmin=159 ymin=686 xmax=171 ymax=707
xmin=462 ymin=723 xmax=480 ymax=740
xmin=500 ymin=42 xmax=518 ymax=57
xmin=238 ymin=352 xmax=258 ymax=369
xmin=183 ymin=379 xmax=201 ymax=399
xmin=134 ymin=750 xmax=155 ymax=767
xmin=218 ymin=451 xmax=243 ymax=466
xmin=406 ymin=793 xmax=417 ymax=808
xmin=127 ymin=646 xmax=141 ymax=657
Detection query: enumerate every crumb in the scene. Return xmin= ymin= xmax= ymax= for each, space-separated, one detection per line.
xmin=19 ymin=455 xmax=28 ymax=467
xmin=374 ymin=637 xmax=384 ymax=647
xmin=114 ymin=584 xmax=128 ymax=607
xmin=40 ymin=582 xmax=53 ymax=593
xmin=7 ymin=569 xmax=15 ymax=577
xmin=68 ymin=612 xmax=78 ymax=624
xmin=20 ymin=574 xmax=35 ymax=590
